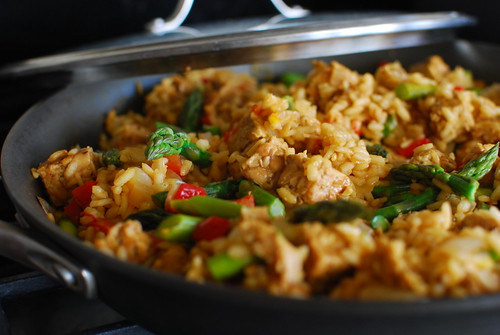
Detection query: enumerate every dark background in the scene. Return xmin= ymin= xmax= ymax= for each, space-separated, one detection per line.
xmin=0 ymin=0 xmax=499 ymax=66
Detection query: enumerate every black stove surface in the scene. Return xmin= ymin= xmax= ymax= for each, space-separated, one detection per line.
xmin=0 ymin=257 xmax=156 ymax=335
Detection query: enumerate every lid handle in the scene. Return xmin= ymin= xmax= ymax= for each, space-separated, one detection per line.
xmin=146 ymin=0 xmax=309 ymax=35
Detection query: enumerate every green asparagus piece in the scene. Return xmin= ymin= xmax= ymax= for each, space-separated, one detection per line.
xmin=155 ymin=122 xmax=185 ymax=134
xmin=145 ymin=127 xmax=188 ymax=160
xmin=382 ymin=114 xmax=397 ymax=138
xmin=476 ymin=187 xmax=493 ymax=197
xmin=433 ymin=173 xmax=479 ymax=201
xmin=387 ymin=158 xmax=489 ymax=202
xmin=201 ymin=125 xmax=221 ymax=135
xmin=126 ymin=208 xmax=172 ymax=230
xmin=156 ymin=214 xmax=202 ymax=242
xmin=488 ymin=249 xmax=500 ymax=262
xmin=395 ymin=83 xmax=437 ymax=100
xmin=456 ymin=143 xmax=499 ymax=180
xmin=180 ymin=142 xmax=212 ymax=168
xmin=283 ymin=95 xmax=295 ymax=110
xmin=152 ymin=191 xmax=168 ymax=208
xmin=366 ymin=143 xmax=388 ymax=158
xmin=237 ymin=180 xmax=285 ymax=217
xmin=207 ymin=253 xmax=255 ymax=281
xmin=204 ymin=179 xmax=242 ymax=199
xmin=370 ymin=215 xmax=391 ymax=232
xmin=389 ymin=164 xmax=445 ymax=184
xmin=371 ymin=187 xmax=440 ymax=221
xmin=288 ymin=200 xmax=367 ymax=224
xmin=145 ymin=125 xmax=212 ymax=167
xmin=479 ymin=203 xmax=490 ymax=210
xmin=58 ymin=218 xmax=78 ymax=236
xmin=102 ymin=148 xmax=122 ymax=167
xmin=281 ymin=72 xmax=306 ymax=87
xmin=179 ymin=88 xmax=204 ymax=132
xmin=383 ymin=192 xmax=417 ymax=206
xmin=171 ymin=196 xmax=243 ymax=218
xmin=372 ymin=184 xmax=411 ymax=198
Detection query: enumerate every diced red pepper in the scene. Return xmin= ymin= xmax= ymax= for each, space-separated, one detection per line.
xmin=173 ymin=183 xmax=207 ymax=200
xmin=81 ymin=212 xmax=114 ymax=234
xmin=396 ymin=138 xmax=431 ymax=158
xmin=192 ymin=216 xmax=231 ymax=242
xmin=166 ymin=154 xmax=182 ymax=175
xmin=71 ymin=180 xmax=98 ymax=209
xmin=233 ymin=194 xmax=255 ymax=207
xmin=351 ymin=118 xmax=362 ymax=136
xmin=64 ymin=200 xmax=82 ymax=224
xmin=201 ymin=114 xmax=212 ymax=125
xmin=378 ymin=60 xmax=388 ymax=67
xmin=454 ymin=86 xmax=464 ymax=91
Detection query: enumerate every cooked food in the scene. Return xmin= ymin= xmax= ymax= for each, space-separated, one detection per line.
xmin=32 ymin=55 xmax=500 ymax=300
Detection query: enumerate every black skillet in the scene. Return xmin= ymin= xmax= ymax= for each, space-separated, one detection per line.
xmin=2 ymin=13 xmax=500 ymax=335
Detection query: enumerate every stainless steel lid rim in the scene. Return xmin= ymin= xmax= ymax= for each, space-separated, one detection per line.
xmin=0 ymin=12 xmax=474 ymax=81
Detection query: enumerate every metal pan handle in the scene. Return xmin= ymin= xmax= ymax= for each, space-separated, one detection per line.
xmin=0 ymin=219 xmax=97 ymax=299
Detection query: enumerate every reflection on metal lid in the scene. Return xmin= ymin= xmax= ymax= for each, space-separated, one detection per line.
xmin=0 ymin=12 xmax=475 ymax=86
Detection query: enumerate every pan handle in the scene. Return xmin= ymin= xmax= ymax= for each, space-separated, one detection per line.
xmin=0 ymin=219 xmax=97 ymax=299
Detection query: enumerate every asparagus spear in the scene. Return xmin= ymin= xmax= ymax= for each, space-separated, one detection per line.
xmin=180 ymin=142 xmax=212 ymax=168
xmin=126 ymin=208 xmax=172 ymax=230
xmin=388 ymin=163 xmax=479 ymax=201
xmin=281 ymin=72 xmax=306 ymax=87
xmin=156 ymin=214 xmax=203 ymax=242
xmin=145 ymin=125 xmax=212 ymax=167
xmin=171 ymin=196 xmax=243 ymax=218
xmin=382 ymin=114 xmax=397 ymax=138
xmin=288 ymin=200 xmax=367 ymax=224
xmin=456 ymin=143 xmax=499 ymax=180
xmin=383 ymin=192 xmax=416 ymax=206
xmin=179 ymin=88 xmax=204 ymax=132
xmin=372 ymin=184 xmax=411 ymax=198
xmin=283 ymin=95 xmax=295 ymax=110
xmin=152 ymin=191 xmax=168 ymax=208
xmin=145 ymin=127 xmax=188 ymax=160
xmin=58 ymin=218 xmax=78 ymax=236
xmin=389 ymin=164 xmax=445 ymax=184
xmin=371 ymin=187 xmax=440 ymax=221
xmin=395 ymin=83 xmax=437 ymax=100
xmin=237 ymin=180 xmax=285 ymax=217
xmin=201 ymin=125 xmax=222 ymax=135
xmin=102 ymin=148 xmax=122 ymax=167
xmin=207 ymin=253 xmax=255 ymax=281
xmin=433 ymin=173 xmax=479 ymax=201
xmin=370 ymin=215 xmax=391 ymax=232
xmin=204 ymin=179 xmax=243 ymax=199
xmin=366 ymin=143 xmax=388 ymax=158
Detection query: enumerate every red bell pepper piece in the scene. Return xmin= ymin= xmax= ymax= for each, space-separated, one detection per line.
xmin=173 ymin=183 xmax=207 ymax=200
xmin=351 ymin=118 xmax=362 ymax=136
xmin=166 ymin=154 xmax=182 ymax=176
xmin=64 ymin=200 xmax=82 ymax=224
xmin=64 ymin=180 xmax=98 ymax=224
xmin=81 ymin=212 xmax=114 ymax=234
xmin=72 ymin=180 xmax=98 ymax=209
xmin=233 ymin=194 xmax=255 ymax=207
xmin=192 ymin=216 xmax=231 ymax=241
xmin=396 ymin=138 xmax=431 ymax=158
xmin=201 ymin=114 xmax=212 ymax=125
